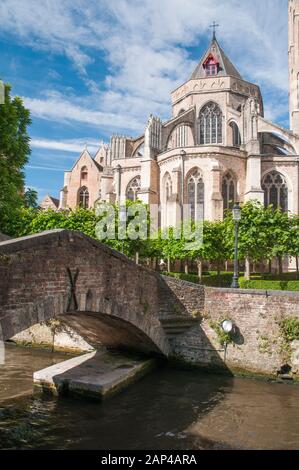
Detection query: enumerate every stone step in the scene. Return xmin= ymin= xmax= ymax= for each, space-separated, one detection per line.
xmin=33 ymin=351 xmax=155 ymax=400
xmin=160 ymin=316 xmax=199 ymax=337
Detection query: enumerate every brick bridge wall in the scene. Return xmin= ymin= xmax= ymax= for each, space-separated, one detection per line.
xmin=0 ymin=230 xmax=192 ymax=357
xmin=166 ymin=280 xmax=299 ymax=377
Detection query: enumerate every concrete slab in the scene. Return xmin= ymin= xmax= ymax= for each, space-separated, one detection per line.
xmin=33 ymin=350 xmax=155 ymax=399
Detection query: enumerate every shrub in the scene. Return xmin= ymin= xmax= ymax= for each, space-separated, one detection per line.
xmin=163 ymin=272 xmax=199 ymax=284
xmin=239 ymin=278 xmax=299 ymax=291
xmin=279 ymin=317 xmax=299 ymax=343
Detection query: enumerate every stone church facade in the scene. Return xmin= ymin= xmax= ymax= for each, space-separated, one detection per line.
xmin=50 ymin=0 xmax=299 ymax=230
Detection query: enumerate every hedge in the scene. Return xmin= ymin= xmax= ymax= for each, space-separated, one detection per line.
xmin=164 ymin=272 xmax=299 ymax=291
xmin=239 ymin=278 xmax=299 ymax=291
xmin=163 ymin=272 xmax=233 ymax=287
xmin=163 ymin=272 xmax=199 ymax=284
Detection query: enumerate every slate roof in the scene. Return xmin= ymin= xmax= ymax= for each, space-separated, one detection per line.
xmin=191 ymin=37 xmax=242 ymax=80
xmin=48 ymin=196 xmax=59 ymax=208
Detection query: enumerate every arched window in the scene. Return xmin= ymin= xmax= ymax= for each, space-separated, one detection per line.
xmin=222 ymin=173 xmax=236 ymax=214
xmin=198 ymin=102 xmax=222 ymax=145
xmin=230 ymin=122 xmax=241 ymax=147
xmin=78 ymin=187 xmax=89 ymax=208
xmin=187 ymin=169 xmax=204 ymax=221
xmin=81 ymin=166 xmax=88 ymax=181
xmin=126 ymin=176 xmax=141 ymax=202
xmin=262 ymin=171 xmax=288 ymax=212
xmin=175 ymin=124 xmax=188 ymax=148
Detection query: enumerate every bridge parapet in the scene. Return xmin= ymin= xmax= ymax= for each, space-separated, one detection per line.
xmin=0 ymin=230 xmax=203 ymax=357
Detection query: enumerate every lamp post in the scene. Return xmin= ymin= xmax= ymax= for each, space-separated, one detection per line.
xmin=231 ymin=202 xmax=241 ymax=289
xmin=180 ymin=149 xmax=186 ymax=222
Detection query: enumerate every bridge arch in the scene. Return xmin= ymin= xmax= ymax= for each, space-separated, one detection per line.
xmin=0 ymin=230 xmax=174 ymax=356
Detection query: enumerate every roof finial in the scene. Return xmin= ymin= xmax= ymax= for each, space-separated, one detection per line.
xmin=210 ymin=21 xmax=219 ymax=40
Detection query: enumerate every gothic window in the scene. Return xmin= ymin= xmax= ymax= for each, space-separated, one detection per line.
xmin=262 ymin=171 xmax=288 ymax=212
xmin=222 ymin=173 xmax=236 ymax=214
xmin=175 ymin=124 xmax=188 ymax=148
xmin=187 ymin=169 xmax=204 ymax=221
xmin=126 ymin=176 xmax=141 ymax=202
xmin=198 ymin=102 xmax=222 ymax=145
xmin=230 ymin=122 xmax=241 ymax=147
xmin=81 ymin=166 xmax=88 ymax=181
xmin=78 ymin=186 xmax=89 ymax=208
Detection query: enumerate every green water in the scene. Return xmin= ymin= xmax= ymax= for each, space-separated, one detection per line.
xmin=0 ymin=343 xmax=299 ymax=450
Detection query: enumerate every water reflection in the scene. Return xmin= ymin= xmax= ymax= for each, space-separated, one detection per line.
xmin=0 ymin=344 xmax=299 ymax=450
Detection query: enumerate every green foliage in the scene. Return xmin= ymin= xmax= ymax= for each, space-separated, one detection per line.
xmin=279 ymin=317 xmax=299 ymax=343
xmin=239 ymin=278 xmax=299 ymax=291
xmin=224 ymin=200 xmax=292 ymax=263
xmin=0 ymin=82 xmax=31 ymax=233
xmin=209 ymin=320 xmax=233 ymax=347
xmin=24 ymin=188 xmax=38 ymax=208
xmin=165 ymin=271 xmax=234 ymax=287
xmin=200 ymin=273 xmax=233 ymax=287
xmin=163 ymin=271 xmax=200 ymax=284
xmin=4 ymin=198 xmax=299 ymax=293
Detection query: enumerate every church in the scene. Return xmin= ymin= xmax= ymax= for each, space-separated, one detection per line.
xmin=45 ymin=0 xmax=299 ymax=230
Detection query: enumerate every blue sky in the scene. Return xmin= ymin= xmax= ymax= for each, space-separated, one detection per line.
xmin=0 ymin=0 xmax=289 ymax=201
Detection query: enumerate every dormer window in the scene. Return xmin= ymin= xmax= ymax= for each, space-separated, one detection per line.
xmin=206 ymin=64 xmax=217 ymax=76
xmin=203 ymin=53 xmax=219 ymax=77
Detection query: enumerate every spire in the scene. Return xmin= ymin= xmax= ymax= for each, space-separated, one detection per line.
xmin=209 ymin=21 xmax=219 ymax=40
xmin=190 ymin=35 xmax=242 ymax=80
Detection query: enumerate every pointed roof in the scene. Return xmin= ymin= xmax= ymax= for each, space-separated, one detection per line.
xmin=40 ymin=194 xmax=59 ymax=209
xmin=191 ymin=36 xmax=242 ymax=80
xmin=70 ymin=148 xmax=103 ymax=173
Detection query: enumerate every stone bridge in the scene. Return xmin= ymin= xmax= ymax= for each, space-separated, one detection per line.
xmin=0 ymin=230 xmax=200 ymax=357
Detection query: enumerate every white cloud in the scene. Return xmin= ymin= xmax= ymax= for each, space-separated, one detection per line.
xmin=31 ymin=137 xmax=103 ymax=154
xmin=0 ymin=0 xmax=290 ymax=132
xmin=23 ymin=92 xmax=142 ymax=132
xmin=26 ymin=165 xmax=67 ymax=172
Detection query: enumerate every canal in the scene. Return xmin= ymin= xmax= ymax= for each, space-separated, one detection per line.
xmin=0 ymin=343 xmax=299 ymax=450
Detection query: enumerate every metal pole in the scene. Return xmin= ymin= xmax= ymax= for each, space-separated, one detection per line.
xmin=181 ymin=152 xmax=185 ymax=222
xmin=231 ymin=221 xmax=240 ymax=288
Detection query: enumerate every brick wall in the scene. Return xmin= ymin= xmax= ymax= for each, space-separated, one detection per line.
xmin=1 ymin=231 xmax=299 ymax=377
xmin=165 ymin=279 xmax=299 ymax=377
xmin=0 ymin=230 xmax=173 ymax=355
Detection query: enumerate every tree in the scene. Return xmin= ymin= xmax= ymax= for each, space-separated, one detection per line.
xmin=203 ymin=221 xmax=230 ymax=277
xmin=286 ymin=214 xmax=299 ymax=279
xmin=95 ymin=200 xmax=151 ymax=262
xmin=0 ymin=82 xmax=31 ymax=234
xmin=24 ymin=188 xmax=38 ymax=208
xmin=267 ymin=209 xmax=292 ymax=275
xmin=224 ymin=201 xmax=273 ymax=280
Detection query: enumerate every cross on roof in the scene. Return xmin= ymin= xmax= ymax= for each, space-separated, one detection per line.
xmin=210 ymin=21 xmax=219 ymax=39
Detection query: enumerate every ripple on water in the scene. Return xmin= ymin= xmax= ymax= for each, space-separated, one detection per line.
xmin=0 ymin=344 xmax=299 ymax=450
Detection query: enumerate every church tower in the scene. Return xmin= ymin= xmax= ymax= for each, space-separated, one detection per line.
xmin=289 ymin=0 xmax=299 ymax=133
